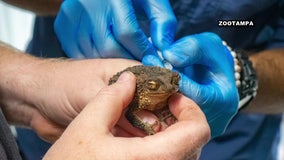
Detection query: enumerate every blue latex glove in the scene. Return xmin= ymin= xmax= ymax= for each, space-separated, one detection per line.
xmin=143 ymin=32 xmax=239 ymax=138
xmin=54 ymin=0 xmax=176 ymax=59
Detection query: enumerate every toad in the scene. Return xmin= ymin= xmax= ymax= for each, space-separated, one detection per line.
xmin=109 ymin=65 xmax=180 ymax=135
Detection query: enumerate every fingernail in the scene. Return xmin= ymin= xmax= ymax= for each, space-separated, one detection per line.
xmin=136 ymin=110 xmax=162 ymax=134
xmin=117 ymin=71 xmax=133 ymax=83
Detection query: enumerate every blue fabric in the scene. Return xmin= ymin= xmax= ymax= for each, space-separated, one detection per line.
xmin=200 ymin=114 xmax=282 ymax=160
xmin=25 ymin=17 xmax=66 ymax=58
xmin=16 ymin=0 xmax=284 ymax=159
xmin=16 ymin=128 xmax=50 ymax=160
xmin=170 ymin=0 xmax=284 ymax=50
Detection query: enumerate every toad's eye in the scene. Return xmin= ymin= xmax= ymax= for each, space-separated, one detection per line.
xmin=147 ymin=80 xmax=159 ymax=90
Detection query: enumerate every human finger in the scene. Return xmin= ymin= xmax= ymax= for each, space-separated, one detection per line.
xmin=75 ymin=72 xmax=136 ymax=133
xmin=127 ymin=93 xmax=210 ymax=160
xmin=140 ymin=0 xmax=177 ymax=50
xmin=54 ymin=1 xmax=85 ymax=58
xmin=111 ymin=0 xmax=156 ymax=60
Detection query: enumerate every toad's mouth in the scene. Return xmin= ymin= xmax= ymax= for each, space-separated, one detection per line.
xmin=146 ymin=93 xmax=175 ymax=103
xmin=147 ymin=91 xmax=176 ymax=97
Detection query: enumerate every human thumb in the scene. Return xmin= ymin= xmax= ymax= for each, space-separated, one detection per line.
xmin=74 ymin=72 xmax=136 ymax=133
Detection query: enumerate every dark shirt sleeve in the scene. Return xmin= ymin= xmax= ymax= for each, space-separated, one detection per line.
xmin=267 ymin=17 xmax=284 ymax=49
xmin=0 ymin=108 xmax=22 ymax=160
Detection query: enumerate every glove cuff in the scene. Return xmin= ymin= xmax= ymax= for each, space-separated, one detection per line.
xmin=222 ymin=41 xmax=258 ymax=110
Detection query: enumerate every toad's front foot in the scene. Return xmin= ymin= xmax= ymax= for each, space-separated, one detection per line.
xmin=126 ymin=109 xmax=161 ymax=135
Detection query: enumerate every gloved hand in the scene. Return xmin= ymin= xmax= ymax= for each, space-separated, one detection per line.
xmin=54 ymin=0 xmax=177 ymax=59
xmin=143 ymin=32 xmax=239 ymax=138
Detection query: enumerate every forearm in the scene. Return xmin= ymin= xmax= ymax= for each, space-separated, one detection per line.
xmin=0 ymin=41 xmax=140 ymax=125
xmin=0 ymin=42 xmax=43 ymax=126
xmin=243 ymin=48 xmax=284 ymax=114
xmin=1 ymin=0 xmax=62 ymax=15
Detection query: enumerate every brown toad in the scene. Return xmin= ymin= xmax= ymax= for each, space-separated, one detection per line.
xmin=109 ymin=65 xmax=180 ymax=135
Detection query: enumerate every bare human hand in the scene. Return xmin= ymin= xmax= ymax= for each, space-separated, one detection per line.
xmin=43 ymin=72 xmax=210 ymax=160
xmin=0 ymin=48 xmax=148 ymax=142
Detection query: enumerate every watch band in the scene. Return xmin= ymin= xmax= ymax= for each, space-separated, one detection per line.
xmin=235 ymin=51 xmax=258 ymax=109
xmin=223 ymin=41 xmax=258 ymax=110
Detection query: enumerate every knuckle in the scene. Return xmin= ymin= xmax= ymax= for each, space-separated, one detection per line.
xmin=116 ymin=27 xmax=143 ymax=41
xmin=202 ymin=32 xmax=223 ymax=44
xmin=164 ymin=15 xmax=178 ymax=26
xmin=99 ymin=86 xmax=118 ymax=97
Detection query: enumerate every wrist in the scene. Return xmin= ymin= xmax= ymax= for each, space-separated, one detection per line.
xmin=0 ymin=43 xmax=44 ymax=126
xmin=222 ymin=41 xmax=258 ymax=110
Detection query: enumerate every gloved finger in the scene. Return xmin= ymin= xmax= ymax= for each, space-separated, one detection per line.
xmin=93 ymin=31 xmax=135 ymax=59
xmin=140 ymin=0 xmax=177 ymax=50
xmin=178 ymin=73 xmax=226 ymax=136
xmin=162 ymin=36 xmax=200 ymax=68
xmin=179 ymin=71 xmax=238 ymax=137
xmin=163 ymin=32 xmax=230 ymax=69
xmin=54 ymin=1 xmax=84 ymax=59
xmin=77 ymin=11 xmax=100 ymax=58
xmin=178 ymin=73 xmax=222 ymax=114
xmin=82 ymin=6 xmax=135 ymax=59
xmin=142 ymin=55 xmax=165 ymax=67
xmin=111 ymin=0 xmax=156 ymax=60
